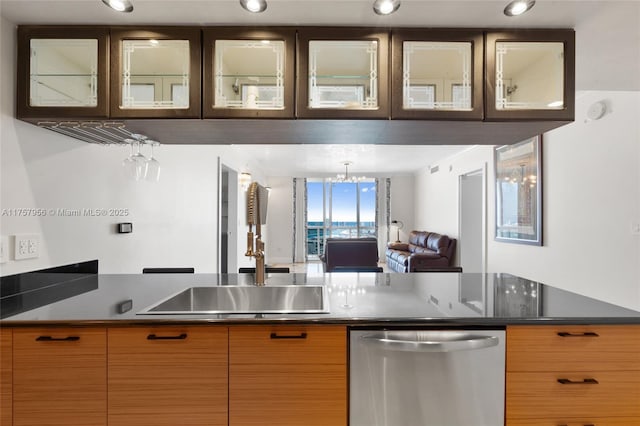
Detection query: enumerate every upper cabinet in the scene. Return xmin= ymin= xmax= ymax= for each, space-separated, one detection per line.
xmin=485 ymin=30 xmax=575 ymax=121
xmin=391 ymin=30 xmax=484 ymax=120
xmin=16 ymin=26 xmax=110 ymax=119
xmin=110 ymin=27 xmax=201 ymax=118
xmin=203 ymin=28 xmax=296 ymax=119
xmin=297 ymin=28 xmax=390 ymax=119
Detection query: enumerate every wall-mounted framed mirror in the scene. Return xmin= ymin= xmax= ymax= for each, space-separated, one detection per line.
xmin=297 ymin=28 xmax=389 ymax=119
xmin=203 ymin=28 xmax=295 ymax=119
xmin=485 ymin=30 xmax=575 ymax=121
xmin=16 ymin=26 xmax=110 ymax=119
xmin=391 ymin=29 xmax=483 ymax=120
xmin=110 ymin=27 xmax=201 ymax=119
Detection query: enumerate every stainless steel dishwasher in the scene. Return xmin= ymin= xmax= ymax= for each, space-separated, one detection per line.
xmin=350 ymin=329 xmax=505 ymax=426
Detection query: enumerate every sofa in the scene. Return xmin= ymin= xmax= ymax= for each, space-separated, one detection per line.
xmin=385 ymin=230 xmax=457 ymax=272
xmin=320 ymin=237 xmax=379 ymax=272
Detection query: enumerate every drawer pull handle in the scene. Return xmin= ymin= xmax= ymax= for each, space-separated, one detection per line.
xmin=147 ymin=333 xmax=187 ymax=340
xmin=557 ymin=378 xmax=599 ymax=385
xmin=270 ymin=332 xmax=307 ymax=340
xmin=557 ymin=332 xmax=599 ymax=337
xmin=36 ymin=336 xmax=80 ymax=342
xmin=558 ymin=424 xmax=595 ymax=426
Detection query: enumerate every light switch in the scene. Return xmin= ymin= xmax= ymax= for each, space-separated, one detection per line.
xmin=0 ymin=236 xmax=8 ymax=263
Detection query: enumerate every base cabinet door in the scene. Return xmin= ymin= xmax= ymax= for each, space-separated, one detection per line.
xmin=1 ymin=328 xmax=13 ymax=426
xmin=107 ymin=326 xmax=228 ymax=426
xmin=507 ymin=418 xmax=640 ymax=426
xmin=13 ymin=327 xmax=107 ymax=426
xmin=229 ymin=325 xmax=347 ymax=426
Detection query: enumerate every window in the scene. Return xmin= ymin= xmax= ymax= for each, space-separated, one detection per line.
xmin=306 ymin=179 xmax=377 ymax=259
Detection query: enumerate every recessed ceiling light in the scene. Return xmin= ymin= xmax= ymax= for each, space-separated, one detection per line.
xmin=504 ymin=0 xmax=535 ymax=17
xmin=101 ymin=0 xmax=133 ymax=13
xmin=240 ymin=0 xmax=267 ymax=13
xmin=373 ymin=0 xmax=401 ymax=16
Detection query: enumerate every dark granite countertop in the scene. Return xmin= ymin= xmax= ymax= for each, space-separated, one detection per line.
xmin=1 ymin=272 xmax=639 ymax=326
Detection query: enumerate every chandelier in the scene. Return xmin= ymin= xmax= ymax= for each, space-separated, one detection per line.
xmin=332 ymin=161 xmax=367 ymax=183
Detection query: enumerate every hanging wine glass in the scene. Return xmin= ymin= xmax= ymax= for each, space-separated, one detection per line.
xmin=129 ymin=134 xmax=148 ymax=180
xmin=145 ymin=141 xmax=161 ymax=182
xmin=122 ymin=139 xmax=138 ymax=179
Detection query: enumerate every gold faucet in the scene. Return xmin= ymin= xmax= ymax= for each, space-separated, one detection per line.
xmin=245 ymin=182 xmax=268 ymax=285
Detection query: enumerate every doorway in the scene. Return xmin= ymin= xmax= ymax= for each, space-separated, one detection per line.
xmin=458 ymin=167 xmax=486 ymax=273
xmin=219 ymin=161 xmax=238 ymax=273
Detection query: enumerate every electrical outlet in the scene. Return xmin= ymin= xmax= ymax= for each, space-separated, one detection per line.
xmin=14 ymin=234 xmax=40 ymax=260
xmin=0 ymin=236 xmax=8 ymax=263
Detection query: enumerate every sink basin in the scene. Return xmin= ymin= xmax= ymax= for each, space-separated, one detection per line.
xmin=138 ymin=285 xmax=328 ymax=315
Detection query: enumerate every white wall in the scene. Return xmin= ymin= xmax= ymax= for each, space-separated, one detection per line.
xmin=265 ymin=176 xmax=294 ymax=264
xmin=0 ymin=18 xmax=263 ymax=275
xmin=414 ymin=91 xmax=640 ymax=310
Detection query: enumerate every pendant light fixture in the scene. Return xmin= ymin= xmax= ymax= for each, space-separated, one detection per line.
xmin=239 ymin=0 xmax=267 ymax=13
xmin=101 ymin=0 xmax=134 ymax=13
xmin=373 ymin=0 xmax=401 ymax=15
xmin=503 ymin=0 xmax=535 ymax=16
xmin=332 ymin=162 xmax=367 ymax=183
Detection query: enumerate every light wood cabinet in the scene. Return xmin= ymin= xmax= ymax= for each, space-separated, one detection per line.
xmin=229 ymin=325 xmax=347 ymax=426
xmin=506 ymin=325 xmax=640 ymax=425
xmin=1 ymin=328 xmax=12 ymax=426
xmin=12 ymin=327 xmax=107 ymax=426
xmin=107 ymin=326 xmax=228 ymax=426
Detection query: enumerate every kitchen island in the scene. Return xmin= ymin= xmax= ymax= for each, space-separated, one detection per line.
xmin=1 ymin=271 xmax=639 ymax=426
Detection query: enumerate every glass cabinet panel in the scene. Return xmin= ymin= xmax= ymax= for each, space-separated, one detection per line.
xmin=120 ymin=39 xmax=190 ymax=109
xmin=402 ymin=41 xmax=472 ymax=110
xmin=308 ymin=40 xmax=379 ymax=110
xmin=495 ymin=42 xmax=565 ymax=110
xmin=110 ymin=28 xmax=201 ymax=118
xmin=29 ymin=39 xmax=98 ymax=107
xmin=213 ymin=40 xmax=285 ymax=110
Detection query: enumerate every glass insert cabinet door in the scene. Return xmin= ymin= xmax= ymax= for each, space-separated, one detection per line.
xmin=391 ymin=30 xmax=483 ymax=120
xmin=203 ymin=28 xmax=295 ymax=118
xmin=297 ymin=28 xmax=389 ymax=119
xmin=485 ymin=30 xmax=575 ymax=121
xmin=16 ymin=27 xmax=110 ymax=119
xmin=110 ymin=28 xmax=201 ymax=118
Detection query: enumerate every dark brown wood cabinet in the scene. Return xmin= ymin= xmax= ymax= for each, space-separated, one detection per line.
xmin=485 ymin=29 xmax=575 ymax=122
xmin=12 ymin=327 xmax=107 ymax=426
xmin=203 ymin=27 xmax=296 ymax=119
xmin=109 ymin=27 xmax=202 ymax=119
xmin=107 ymin=326 xmax=228 ymax=426
xmin=391 ymin=29 xmax=484 ymax=120
xmin=16 ymin=26 xmax=110 ymax=120
xmin=296 ymin=28 xmax=390 ymax=119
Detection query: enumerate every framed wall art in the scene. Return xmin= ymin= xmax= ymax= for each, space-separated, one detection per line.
xmin=494 ymin=135 xmax=542 ymax=245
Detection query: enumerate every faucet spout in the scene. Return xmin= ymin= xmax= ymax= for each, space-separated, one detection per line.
xmin=245 ymin=182 xmax=269 ymax=286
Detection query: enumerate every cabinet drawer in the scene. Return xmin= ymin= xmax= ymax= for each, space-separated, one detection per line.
xmin=507 ymin=418 xmax=640 ymax=426
xmin=507 ymin=325 xmax=640 ymax=371
xmin=230 ymin=363 xmax=347 ymax=426
xmin=108 ymin=326 xmax=228 ymax=426
xmin=229 ymin=325 xmax=346 ymax=365
xmin=506 ymin=370 xmax=640 ymax=419
xmin=13 ymin=327 xmax=107 ymax=426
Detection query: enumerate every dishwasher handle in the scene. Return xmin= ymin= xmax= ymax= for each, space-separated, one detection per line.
xmin=360 ymin=333 xmax=500 ymax=353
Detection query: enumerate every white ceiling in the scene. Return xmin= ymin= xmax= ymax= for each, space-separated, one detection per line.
xmin=2 ymin=0 xmax=639 ymax=175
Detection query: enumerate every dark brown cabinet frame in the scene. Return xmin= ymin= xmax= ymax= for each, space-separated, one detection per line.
xmin=203 ymin=27 xmax=296 ymax=119
xmin=391 ymin=29 xmax=484 ymax=120
xmin=109 ymin=27 xmax=202 ymax=119
xmin=296 ymin=27 xmax=390 ymax=119
xmin=485 ymin=29 xmax=575 ymax=121
xmin=16 ymin=26 xmax=110 ymax=120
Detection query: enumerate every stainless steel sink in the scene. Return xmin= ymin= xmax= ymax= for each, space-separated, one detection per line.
xmin=137 ymin=285 xmax=328 ymax=314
